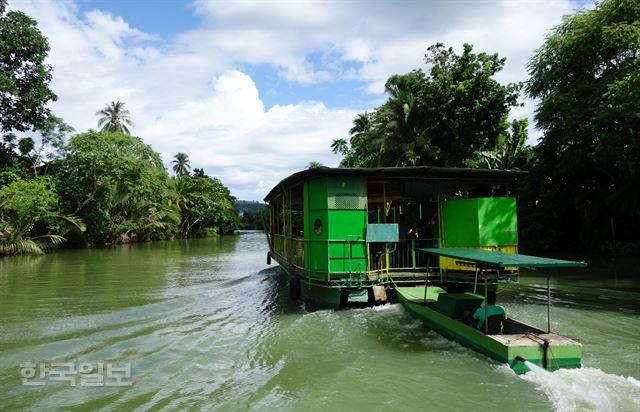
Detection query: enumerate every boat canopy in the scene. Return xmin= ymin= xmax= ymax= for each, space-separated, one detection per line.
xmin=264 ymin=166 xmax=526 ymax=201
xmin=417 ymin=248 xmax=587 ymax=268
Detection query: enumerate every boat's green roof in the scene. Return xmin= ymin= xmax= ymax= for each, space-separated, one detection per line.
xmin=416 ymin=248 xmax=587 ymax=268
xmin=264 ymin=166 xmax=526 ymax=201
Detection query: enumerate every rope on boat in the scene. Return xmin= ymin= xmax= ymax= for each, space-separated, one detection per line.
xmin=524 ymin=332 xmax=560 ymax=371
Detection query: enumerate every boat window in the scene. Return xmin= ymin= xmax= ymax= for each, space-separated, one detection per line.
xmin=290 ymin=185 xmax=304 ymax=238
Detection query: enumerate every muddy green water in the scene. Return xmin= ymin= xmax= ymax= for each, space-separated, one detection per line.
xmin=1 ymin=231 xmax=639 ymax=411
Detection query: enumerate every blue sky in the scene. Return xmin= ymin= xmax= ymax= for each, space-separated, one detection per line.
xmin=14 ymin=0 xmax=586 ymax=200
xmin=74 ymin=1 xmax=383 ymax=110
xmin=76 ymin=0 xmax=200 ymax=40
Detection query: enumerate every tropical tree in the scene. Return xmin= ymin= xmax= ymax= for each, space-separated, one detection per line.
xmin=523 ymin=0 xmax=640 ymax=251
xmin=472 ymin=118 xmax=530 ymax=170
xmin=96 ymin=101 xmax=134 ymax=134
xmin=0 ymin=0 xmax=57 ymax=133
xmin=31 ymin=116 xmax=74 ymax=176
xmin=59 ymin=131 xmax=176 ymax=243
xmin=172 ymin=152 xmax=191 ymax=177
xmin=0 ymin=178 xmax=85 ymax=255
xmin=176 ymin=172 xmax=239 ymax=237
xmin=307 ymin=161 xmax=323 ymax=169
xmin=332 ymin=43 xmax=521 ymax=168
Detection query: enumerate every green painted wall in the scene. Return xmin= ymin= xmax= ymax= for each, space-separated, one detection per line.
xmin=304 ymin=179 xmax=329 ymax=276
xmin=442 ymin=198 xmax=518 ymax=247
xmin=303 ymin=177 xmax=368 ymax=276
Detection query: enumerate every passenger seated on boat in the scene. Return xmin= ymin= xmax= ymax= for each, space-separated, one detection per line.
xmin=473 ymin=291 xmax=506 ymax=332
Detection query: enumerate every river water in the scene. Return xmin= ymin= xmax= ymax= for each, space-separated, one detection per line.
xmin=0 ymin=231 xmax=638 ymax=411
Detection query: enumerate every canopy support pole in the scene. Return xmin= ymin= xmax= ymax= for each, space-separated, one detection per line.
xmin=484 ymin=268 xmax=488 ymax=335
xmin=547 ymin=275 xmax=551 ymax=333
xmin=473 ymin=267 xmax=479 ymax=294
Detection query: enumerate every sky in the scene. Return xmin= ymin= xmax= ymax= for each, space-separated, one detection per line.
xmin=9 ymin=0 xmax=590 ymax=201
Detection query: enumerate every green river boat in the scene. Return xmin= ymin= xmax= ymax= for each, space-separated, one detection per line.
xmin=264 ymin=166 xmax=587 ymax=373
xmin=396 ymin=248 xmax=586 ymax=374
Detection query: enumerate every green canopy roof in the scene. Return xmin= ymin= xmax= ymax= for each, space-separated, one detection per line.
xmin=416 ymin=248 xmax=587 ymax=268
xmin=264 ymin=166 xmax=526 ymax=201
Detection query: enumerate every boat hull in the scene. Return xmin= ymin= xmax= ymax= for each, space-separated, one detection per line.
xmin=396 ymin=287 xmax=582 ymax=374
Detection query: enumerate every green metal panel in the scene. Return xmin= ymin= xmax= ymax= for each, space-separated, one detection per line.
xmin=307 ymin=241 xmax=329 ymax=274
xmin=478 ymin=198 xmax=518 ymax=245
xmin=394 ymin=286 xmax=446 ymax=303
xmin=442 ymin=198 xmax=480 ymax=246
xmin=328 ymin=209 xmax=367 ymax=274
xmin=442 ymin=197 xmax=518 ymax=247
xmin=329 ymin=258 xmax=367 ymax=273
xmin=329 ymin=242 xmax=366 ymax=258
xmin=305 ymin=205 xmax=329 ymax=275
xmin=366 ymin=223 xmax=399 ymax=242
xmin=303 ymin=182 xmax=310 ymax=237
xmin=328 ymin=210 xmax=367 ymax=240
xmin=435 ymin=293 xmax=483 ymax=318
xmin=308 ymin=178 xmax=327 ymax=210
xmin=301 ymin=282 xmax=341 ymax=308
xmin=326 ymin=177 xmax=367 ymax=210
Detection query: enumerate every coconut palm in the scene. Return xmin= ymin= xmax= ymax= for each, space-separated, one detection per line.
xmin=96 ymin=101 xmax=134 ymax=134
xmin=172 ymin=152 xmax=191 ymax=177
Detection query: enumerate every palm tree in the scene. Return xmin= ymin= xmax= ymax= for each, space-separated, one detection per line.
xmin=479 ymin=119 xmax=529 ymax=169
xmin=330 ymin=138 xmax=349 ymax=155
xmin=349 ymin=112 xmax=372 ymax=137
xmin=96 ymin=101 xmax=134 ymax=134
xmin=172 ymin=152 xmax=191 ymax=176
xmin=0 ymin=188 xmax=86 ymax=256
xmin=307 ymin=161 xmax=323 ymax=169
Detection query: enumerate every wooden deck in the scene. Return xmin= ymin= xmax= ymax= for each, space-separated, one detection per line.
xmin=489 ymin=333 xmax=581 ymax=347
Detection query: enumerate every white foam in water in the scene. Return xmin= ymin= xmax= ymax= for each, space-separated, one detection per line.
xmin=520 ymin=361 xmax=640 ymax=412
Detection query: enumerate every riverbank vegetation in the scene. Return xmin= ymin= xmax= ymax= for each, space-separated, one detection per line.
xmin=1 ymin=127 xmax=241 ymax=254
xmin=331 ymin=0 xmax=639 ymax=255
xmin=0 ymin=1 xmax=239 ymax=255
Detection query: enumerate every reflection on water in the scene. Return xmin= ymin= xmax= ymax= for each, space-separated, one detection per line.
xmin=0 ymin=232 xmax=638 ymax=411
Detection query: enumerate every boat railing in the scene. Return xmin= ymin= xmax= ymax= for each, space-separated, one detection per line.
xmin=369 ymin=238 xmax=438 ymax=274
xmin=269 ymin=234 xmax=517 ymax=286
xmin=291 ymin=237 xmax=305 ymax=269
xmin=272 ymin=234 xmax=286 ymax=259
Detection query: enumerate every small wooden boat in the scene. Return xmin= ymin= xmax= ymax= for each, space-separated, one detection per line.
xmin=396 ymin=248 xmax=586 ymax=374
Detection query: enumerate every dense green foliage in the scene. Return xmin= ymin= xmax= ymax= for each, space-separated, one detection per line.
xmin=59 ymin=131 xmax=179 ymax=244
xmin=332 ymin=43 xmax=525 ymax=168
xmin=0 ymin=130 xmax=240 ymax=254
xmin=0 ymin=177 xmax=85 ymax=254
xmin=176 ymin=172 xmax=239 ymax=236
xmin=0 ymin=0 xmax=56 ymax=133
xmin=522 ymin=0 xmax=640 ymax=252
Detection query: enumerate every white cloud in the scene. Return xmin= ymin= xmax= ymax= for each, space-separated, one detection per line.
xmin=10 ymin=0 xmax=582 ymax=199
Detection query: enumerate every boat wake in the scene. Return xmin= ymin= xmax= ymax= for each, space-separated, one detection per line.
xmin=520 ymin=361 xmax=640 ymax=412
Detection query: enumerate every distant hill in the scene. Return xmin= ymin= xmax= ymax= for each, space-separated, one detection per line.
xmin=235 ymin=201 xmax=267 ymax=230
xmin=235 ymin=200 xmax=267 ymax=215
